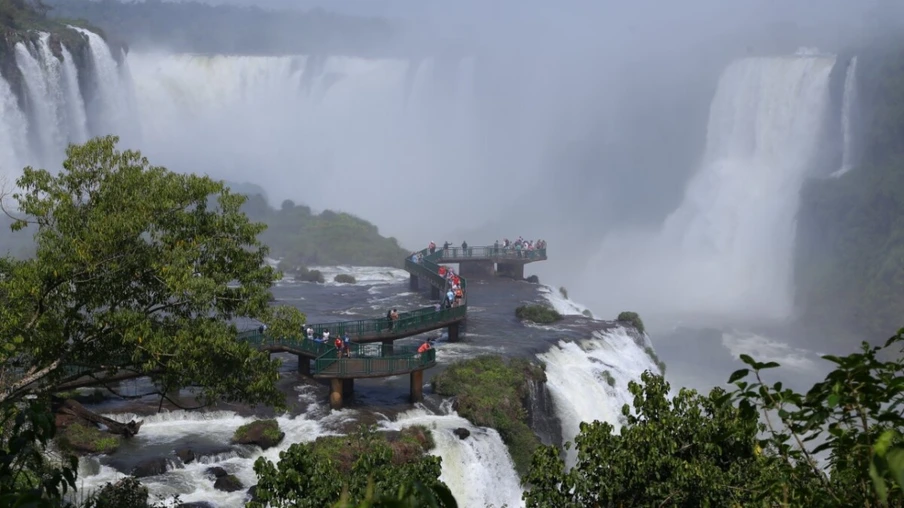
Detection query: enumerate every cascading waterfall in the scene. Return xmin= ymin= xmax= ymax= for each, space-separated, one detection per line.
xmin=16 ymin=40 xmax=65 ymax=168
xmin=70 ymin=26 xmax=135 ymax=143
xmin=0 ymin=75 xmax=29 ymax=184
xmin=386 ymin=403 xmax=524 ymax=508
xmin=831 ymin=56 xmax=859 ymax=178
xmin=60 ymin=45 xmax=90 ymax=145
xmin=538 ymin=327 xmax=660 ymax=468
xmin=585 ymin=54 xmax=836 ymax=323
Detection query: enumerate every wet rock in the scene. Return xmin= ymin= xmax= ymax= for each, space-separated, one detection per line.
xmin=178 ymin=503 xmax=216 ymax=508
xmin=214 ymin=474 xmax=243 ymax=492
xmin=247 ymin=485 xmax=259 ymax=502
xmin=232 ymin=419 xmax=284 ymax=450
xmin=453 ymin=427 xmax=470 ymax=440
xmin=175 ymin=448 xmax=195 ymax=465
xmin=131 ymin=457 xmax=169 ymax=478
xmin=525 ymin=275 xmax=540 ymax=284
xmin=205 ymin=466 xmax=228 ymax=479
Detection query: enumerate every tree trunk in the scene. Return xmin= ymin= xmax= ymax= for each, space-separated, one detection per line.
xmin=54 ymin=399 xmax=143 ymax=437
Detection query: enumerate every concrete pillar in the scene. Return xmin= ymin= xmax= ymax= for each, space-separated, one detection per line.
xmin=430 ymin=285 xmax=440 ymax=300
xmin=342 ymin=378 xmax=354 ymax=397
xmin=409 ymin=273 xmax=419 ymax=291
xmin=297 ymin=355 xmax=311 ymax=376
xmin=458 ymin=260 xmax=495 ymax=279
xmin=382 ymin=340 xmax=394 ymax=356
xmin=496 ymin=263 xmax=525 ymax=280
xmin=448 ymin=322 xmax=460 ymax=342
xmin=410 ymin=370 xmax=424 ymax=402
xmin=330 ymin=379 xmax=343 ymax=409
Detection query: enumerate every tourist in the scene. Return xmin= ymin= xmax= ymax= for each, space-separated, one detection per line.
xmin=454 ymin=286 xmax=463 ymax=306
xmin=334 ymin=335 xmax=343 ymax=358
xmin=446 ymin=288 xmax=455 ymax=308
xmin=391 ymin=309 xmax=399 ymax=328
xmin=428 ymin=241 xmax=436 ymax=254
xmin=387 ymin=309 xmax=394 ymax=330
xmin=323 ymin=328 xmax=331 ymax=343
xmin=343 ymin=335 xmax=351 ymax=357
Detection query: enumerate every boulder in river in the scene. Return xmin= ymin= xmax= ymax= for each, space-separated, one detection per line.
xmin=131 ymin=457 xmax=170 ymax=478
xmin=453 ymin=427 xmax=471 ymax=439
xmin=231 ymin=419 xmax=284 ymax=449
xmin=214 ymin=474 xmax=244 ymax=492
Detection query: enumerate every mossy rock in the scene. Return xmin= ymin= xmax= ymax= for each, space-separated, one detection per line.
xmin=58 ymin=423 xmax=121 ymax=455
xmin=644 ymin=346 xmax=667 ymax=375
xmin=310 ymin=426 xmax=435 ymax=473
xmin=334 ymin=273 xmax=356 ymax=284
xmin=617 ymin=311 xmax=645 ymax=334
xmin=525 ymin=274 xmax=540 ymax=284
xmin=515 ymin=304 xmax=563 ymax=324
xmin=431 ymin=355 xmax=545 ymax=476
xmin=232 ymin=419 xmax=284 ymax=450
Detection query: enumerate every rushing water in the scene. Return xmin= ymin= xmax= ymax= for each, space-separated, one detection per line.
xmin=69 ymin=265 xmax=662 ymax=507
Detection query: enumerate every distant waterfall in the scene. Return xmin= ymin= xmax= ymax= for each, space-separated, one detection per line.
xmin=831 ymin=56 xmax=859 ymax=178
xmin=587 ymin=54 xmax=836 ymax=323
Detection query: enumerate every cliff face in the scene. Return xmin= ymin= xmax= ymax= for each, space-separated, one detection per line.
xmin=794 ymin=45 xmax=904 ymax=342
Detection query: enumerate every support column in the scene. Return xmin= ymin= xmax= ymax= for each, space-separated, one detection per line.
xmin=330 ymin=379 xmax=343 ymax=410
xmin=297 ymin=355 xmax=310 ymax=376
xmin=410 ymin=370 xmax=424 ymax=402
xmin=447 ymin=322 xmax=460 ymax=342
xmin=382 ymin=340 xmax=394 ymax=357
xmin=342 ymin=378 xmax=354 ymax=397
xmin=409 ymin=274 xmax=419 ymax=291
xmin=496 ymin=262 xmax=525 ymax=280
xmin=430 ymin=285 xmax=440 ymax=300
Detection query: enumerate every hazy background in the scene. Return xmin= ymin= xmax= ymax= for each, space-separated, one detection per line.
xmin=27 ymin=0 xmax=904 ymax=345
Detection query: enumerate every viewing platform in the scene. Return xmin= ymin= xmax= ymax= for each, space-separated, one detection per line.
xmin=409 ymin=245 xmax=546 ymax=281
xmin=53 ymin=241 xmax=546 ymax=409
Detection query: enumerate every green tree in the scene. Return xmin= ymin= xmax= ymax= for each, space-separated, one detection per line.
xmin=0 ymin=136 xmax=304 ymax=503
xmin=523 ymin=331 xmax=904 ymax=507
xmin=523 ymin=372 xmax=786 ymax=507
xmin=250 ymin=426 xmax=453 ymax=507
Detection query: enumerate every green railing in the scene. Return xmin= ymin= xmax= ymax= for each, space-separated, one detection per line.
xmin=313 ymin=345 xmax=436 ymax=376
xmin=237 ymin=329 xmax=333 ymax=357
xmin=308 ymin=304 xmax=465 ymax=338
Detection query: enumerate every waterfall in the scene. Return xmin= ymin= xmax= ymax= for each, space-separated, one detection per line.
xmin=831 ymin=56 xmax=859 ymax=178
xmin=387 ymin=404 xmax=524 ymax=508
xmin=0 ymin=75 xmax=30 ymax=185
xmin=586 ymin=54 xmax=836 ymax=323
xmin=16 ymin=40 xmax=65 ymax=168
xmin=60 ymin=45 xmax=90 ymax=145
xmin=538 ymin=326 xmax=660 ymax=467
xmin=70 ymin=27 xmax=135 ymax=142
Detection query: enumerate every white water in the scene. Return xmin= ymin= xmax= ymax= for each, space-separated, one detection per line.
xmin=831 ymin=56 xmax=859 ymax=178
xmin=385 ymin=403 xmax=524 ymax=508
xmin=306 ymin=265 xmax=409 ymax=286
xmin=584 ymin=55 xmax=836 ymax=324
xmin=73 ymin=387 xmax=357 ymax=507
xmin=539 ymin=326 xmax=660 ymax=467
xmin=16 ymin=41 xmax=65 ymax=168
xmin=0 ymin=74 xmax=29 ymax=186
xmin=60 ymin=45 xmax=90 ymax=145
xmin=70 ymin=27 xmax=136 ymax=143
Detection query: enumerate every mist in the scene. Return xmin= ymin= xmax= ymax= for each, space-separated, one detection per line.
xmin=19 ymin=0 xmax=904 ymax=329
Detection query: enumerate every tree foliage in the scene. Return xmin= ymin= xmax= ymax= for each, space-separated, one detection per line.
xmin=0 ymin=136 xmax=304 ymax=504
xmin=241 ymin=194 xmax=408 ymax=269
xmin=524 ymin=330 xmax=904 ymax=507
xmin=250 ymin=426 xmax=454 ymax=507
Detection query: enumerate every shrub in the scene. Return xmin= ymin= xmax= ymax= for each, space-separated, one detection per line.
xmin=617 ymin=311 xmax=645 ymax=334
xmin=516 ymin=304 xmax=564 ymax=324
xmin=558 ymin=286 xmax=568 ymax=299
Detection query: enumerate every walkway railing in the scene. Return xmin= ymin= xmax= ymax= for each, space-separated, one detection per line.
xmin=313 ymin=345 xmax=436 ymax=377
xmin=308 ymin=304 xmax=465 ymax=338
xmin=434 ymin=245 xmax=547 ymax=261
xmin=237 ymin=330 xmax=333 ymax=357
